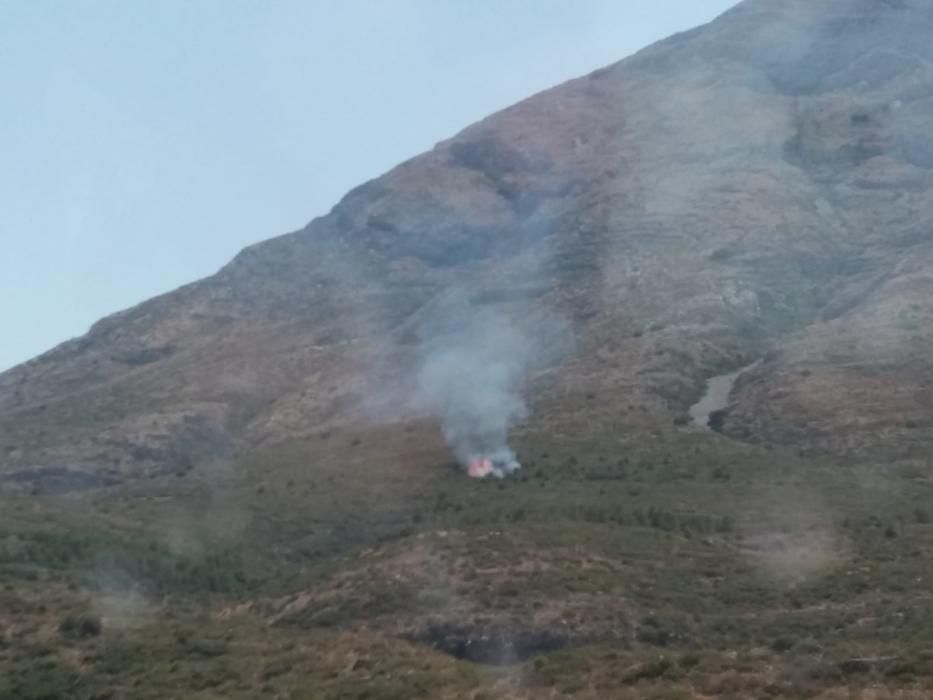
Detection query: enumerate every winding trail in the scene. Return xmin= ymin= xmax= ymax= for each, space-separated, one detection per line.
xmin=688 ymin=360 xmax=761 ymax=431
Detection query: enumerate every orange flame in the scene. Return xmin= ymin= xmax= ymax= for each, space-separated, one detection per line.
xmin=467 ymin=457 xmax=494 ymax=479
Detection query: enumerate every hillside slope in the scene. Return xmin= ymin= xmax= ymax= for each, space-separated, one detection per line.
xmin=4 ymin=1 xmax=933 ymax=484
xmin=7 ymin=2 xmax=933 ymax=698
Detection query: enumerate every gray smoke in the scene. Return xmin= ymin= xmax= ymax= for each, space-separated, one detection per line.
xmin=414 ymin=295 xmax=562 ymax=477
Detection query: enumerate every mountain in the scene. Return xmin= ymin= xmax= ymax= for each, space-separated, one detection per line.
xmin=6 ymin=1 xmax=933 ymax=488
xmin=5 ymin=2 xmax=933 ymax=698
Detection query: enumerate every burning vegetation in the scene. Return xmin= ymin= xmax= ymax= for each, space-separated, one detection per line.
xmin=466 ymin=452 xmax=521 ymax=479
xmin=412 ymin=294 xmax=563 ymax=479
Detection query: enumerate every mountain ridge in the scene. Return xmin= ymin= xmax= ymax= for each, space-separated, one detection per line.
xmin=3 ymin=0 xmax=933 ymax=485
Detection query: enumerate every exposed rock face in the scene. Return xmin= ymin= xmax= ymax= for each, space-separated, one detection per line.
xmin=4 ymin=0 xmax=933 ymax=481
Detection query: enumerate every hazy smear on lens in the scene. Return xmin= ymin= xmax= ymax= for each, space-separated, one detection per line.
xmin=81 ymin=566 xmax=155 ymax=631
xmin=92 ymin=588 xmax=154 ymax=631
xmin=414 ymin=294 xmax=563 ymax=478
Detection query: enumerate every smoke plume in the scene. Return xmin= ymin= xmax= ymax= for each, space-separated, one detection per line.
xmin=414 ymin=294 xmax=561 ymax=477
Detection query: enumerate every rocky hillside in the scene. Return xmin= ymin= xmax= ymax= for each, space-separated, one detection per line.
xmin=10 ymin=2 xmax=933 ymax=698
xmin=4 ymin=0 xmax=933 ymax=485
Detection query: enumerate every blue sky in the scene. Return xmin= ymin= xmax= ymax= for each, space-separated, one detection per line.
xmin=0 ymin=1 xmax=737 ymax=371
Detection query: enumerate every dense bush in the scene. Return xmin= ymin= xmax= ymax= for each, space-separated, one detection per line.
xmin=0 ymin=658 xmax=90 ymax=700
xmin=0 ymin=528 xmax=253 ymax=595
xmin=59 ymin=613 xmax=102 ymax=640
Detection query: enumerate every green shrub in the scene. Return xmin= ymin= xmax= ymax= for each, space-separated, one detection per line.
xmin=59 ymin=613 xmax=102 ymax=640
xmin=0 ymin=658 xmax=89 ymax=700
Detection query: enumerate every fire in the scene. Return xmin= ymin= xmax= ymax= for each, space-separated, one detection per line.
xmin=466 ymin=454 xmax=520 ymax=479
xmin=468 ymin=457 xmax=494 ymax=479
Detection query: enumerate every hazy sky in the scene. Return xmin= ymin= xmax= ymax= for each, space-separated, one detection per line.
xmin=0 ymin=1 xmax=737 ymax=372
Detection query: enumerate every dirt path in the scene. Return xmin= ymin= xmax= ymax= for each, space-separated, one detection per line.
xmin=689 ymin=361 xmax=760 ymax=430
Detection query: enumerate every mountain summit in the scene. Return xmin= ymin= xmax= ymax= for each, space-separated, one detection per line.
xmin=4 ymin=0 xmax=933 ymax=486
